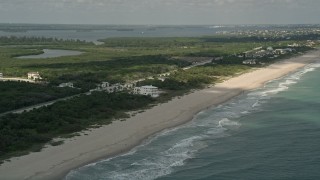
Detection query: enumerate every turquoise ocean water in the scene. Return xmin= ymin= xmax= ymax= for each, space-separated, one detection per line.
xmin=66 ymin=61 xmax=320 ymax=180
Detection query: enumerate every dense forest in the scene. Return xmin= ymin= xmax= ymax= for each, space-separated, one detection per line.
xmin=0 ymin=81 xmax=82 ymax=113
xmin=0 ymin=92 xmax=155 ymax=160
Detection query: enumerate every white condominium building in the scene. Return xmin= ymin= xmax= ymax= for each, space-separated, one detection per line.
xmin=134 ymin=85 xmax=159 ymax=98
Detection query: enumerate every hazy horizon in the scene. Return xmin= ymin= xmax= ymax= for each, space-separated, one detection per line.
xmin=1 ymin=0 xmax=320 ymax=25
xmin=1 ymin=23 xmax=320 ymax=26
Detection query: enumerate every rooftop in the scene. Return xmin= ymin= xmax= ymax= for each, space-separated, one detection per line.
xmin=141 ymin=85 xmax=158 ymax=89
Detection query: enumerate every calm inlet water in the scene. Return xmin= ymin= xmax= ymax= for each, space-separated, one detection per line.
xmin=66 ymin=62 xmax=320 ymax=180
xmin=16 ymin=49 xmax=83 ymax=59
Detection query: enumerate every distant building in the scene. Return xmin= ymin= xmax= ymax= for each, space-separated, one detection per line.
xmin=159 ymin=73 xmax=171 ymax=77
xmin=123 ymin=83 xmax=134 ymax=89
xmin=267 ymin=47 xmax=274 ymax=51
xmin=288 ymin=43 xmax=299 ymax=47
xmin=27 ymin=72 xmax=42 ymax=80
xmin=59 ymin=82 xmax=74 ymax=88
xmin=243 ymin=50 xmax=255 ymax=58
xmin=306 ymin=40 xmax=316 ymax=47
xmin=101 ymin=82 xmax=110 ymax=88
xmin=134 ymin=85 xmax=159 ymax=98
xmin=243 ymin=59 xmax=257 ymax=65
xmin=98 ymin=82 xmax=125 ymax=93
xmin=94 ymin=81 xmax=137 ymax=94
xmin=112 ymin=83 xmax=124 ymax=92
xmin=274 ymin=49 xmax=287 ymax=55
xmin=255 ymin=50 xmax=268 ymax=57
xmin=105 ymin=86 xmax=117 ymax=93
xmin=0 ymin=73 xmax=3 ymax=79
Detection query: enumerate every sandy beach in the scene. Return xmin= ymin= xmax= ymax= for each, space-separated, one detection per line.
xmin=0 ymin=49 xmax=319 ymax=180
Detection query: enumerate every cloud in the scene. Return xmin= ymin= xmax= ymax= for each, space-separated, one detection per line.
xmin=0 ymin=0 xmax=317 ymax=9
xmin=0 ymin=0 xmax=319 ymax=24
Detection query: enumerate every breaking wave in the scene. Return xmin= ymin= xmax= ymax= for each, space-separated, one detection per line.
xmin=66 ymin=62 xmax=320 ymax=180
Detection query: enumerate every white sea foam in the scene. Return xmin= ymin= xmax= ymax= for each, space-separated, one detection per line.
xmin=217 ymin=118 xmax=240 ymax=128
xmin=241 ymin=111 xmax=250 ymax=114
xmin=66 ymin=62 xmax=320 ymax=180
xmin=252 ymin=101 xmax=260 ymax=107
xmin=104 ymin=135 xmax=206 ymax=180
xmin=245 ymin=62 xmax=320 ymax=111
xmin=206 ymin=128 xmax=227 ymax=137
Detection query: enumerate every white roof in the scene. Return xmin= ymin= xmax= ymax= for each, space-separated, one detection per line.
xmin=141 ymin=85 xmax=158 ymax=89
xmin=28 ymin=72 xmax=39 ymax=74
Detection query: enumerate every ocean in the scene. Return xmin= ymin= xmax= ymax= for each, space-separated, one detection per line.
xmin=65 ymin=61 xmax=320 ymax=180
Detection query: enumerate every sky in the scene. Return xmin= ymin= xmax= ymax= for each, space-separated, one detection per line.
xmin=0 ymin=0 xmax=320 ymax=25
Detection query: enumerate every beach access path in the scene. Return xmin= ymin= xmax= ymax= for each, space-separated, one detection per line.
xmin=0 ymin=49 xmax=319 ymax=180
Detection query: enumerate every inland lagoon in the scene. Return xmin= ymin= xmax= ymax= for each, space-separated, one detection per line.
xmin=16 ymin=49 xmax=83 ymax=59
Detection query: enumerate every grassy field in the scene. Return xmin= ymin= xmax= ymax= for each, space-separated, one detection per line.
xmin=0 ymin=36 xmax=301 ymax=83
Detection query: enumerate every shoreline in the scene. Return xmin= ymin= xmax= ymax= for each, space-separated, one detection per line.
xmin=0 ymin=49 xmax=319 ymax=180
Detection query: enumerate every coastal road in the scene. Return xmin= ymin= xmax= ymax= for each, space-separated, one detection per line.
xmin=182 ymin=58 xmax=213 ymax=70
xmin=0 ymin=93 xmax=82 ymax=117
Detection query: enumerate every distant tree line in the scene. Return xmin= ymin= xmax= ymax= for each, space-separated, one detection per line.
xmin=202 ymin=34 xmax=320 ymax=43
xmin=0 ymin=36 xmax=92 ymax=45
xmin=100 ymin=37 xmax=201 ymax=48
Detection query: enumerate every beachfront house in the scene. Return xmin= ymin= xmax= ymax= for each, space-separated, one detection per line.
xmin=27 ymin=72 xmax=42 ymax=81
xmin=98 ymin=82 xmax=123 ymax=93
xmin=113 ymin=83 xmax=124 ymax=91
xmin=134 ymin=85 xmax=159 ymax=98
xmin=288 ymin=43 xmax=300 ymax=47
xmin=98 ymin=81 xmax=135 ymax=93
xmin=59 ymin=82 xmax=74 ymax=88
xmin=267 ymin=47 xmax=274 ymax=51
xmin=243 ymin=59 xmax=257 ymax=65
xmin=106 ymin=85 xmax=120 ymax=93
xmin=275 ymin=49 xmax=287 ymax=55
xmin=159 ymin=72 xmax=171 ymax=77
xmin=306 ymin=40 xmax=316 ymax=47
xmin=101 ymin=82 xmax=110 ymax=88
xmin=243 ymin=50 xmax=255 ymax=58
xmin=123 ymin=83 xmax=134 ymax=89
